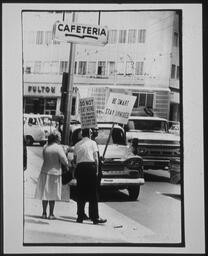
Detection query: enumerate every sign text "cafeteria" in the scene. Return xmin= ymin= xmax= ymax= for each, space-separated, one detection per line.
xmin=57 ymin=23 xmax=107 ymax=38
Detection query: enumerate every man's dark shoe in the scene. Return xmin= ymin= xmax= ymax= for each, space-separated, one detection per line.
xmin=93 ymin=218 xmax=107 ymax=224
xmin=76 ymin=218 xmax=83 ymax=223
xmin=83 ymin=214 xmax=90 ymax=220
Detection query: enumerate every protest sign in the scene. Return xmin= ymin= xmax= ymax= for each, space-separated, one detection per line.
xmin=104 ymin=93 xmax=136 ymax=124
xmin=79 ymin=97 xmax=97 ymax=129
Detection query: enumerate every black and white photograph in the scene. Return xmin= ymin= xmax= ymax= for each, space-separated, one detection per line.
xmin=2 ymin=3 xmax=205 ymax=254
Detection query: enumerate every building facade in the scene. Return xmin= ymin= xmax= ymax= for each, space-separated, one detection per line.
xmin=22 ymin=10 xmax=180 ymax=120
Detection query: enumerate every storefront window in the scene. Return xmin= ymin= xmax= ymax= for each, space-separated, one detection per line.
xmin=45 ymin=98 xmax=57 ymax=115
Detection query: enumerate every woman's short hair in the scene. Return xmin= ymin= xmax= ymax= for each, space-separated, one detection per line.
xmin=48 ymin=130 xmax=61 ymax=145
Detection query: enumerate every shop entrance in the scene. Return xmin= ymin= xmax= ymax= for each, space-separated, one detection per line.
xmin=24 ymin=97 xmax=57 ymax=115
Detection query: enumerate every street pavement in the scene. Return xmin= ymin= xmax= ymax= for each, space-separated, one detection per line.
xmin=24 ymin=148 xmax=171 ymax=244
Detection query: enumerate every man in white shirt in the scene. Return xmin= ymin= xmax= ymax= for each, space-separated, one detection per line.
xmin=74 ymin=128 xmax=107 ymax=224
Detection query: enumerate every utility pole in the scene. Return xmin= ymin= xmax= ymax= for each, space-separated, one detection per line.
xmin=62 ymin=11 xmax=77 ymax=145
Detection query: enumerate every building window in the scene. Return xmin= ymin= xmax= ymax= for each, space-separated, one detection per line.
xmin=138 ymin=29 xmax=146 ymax=43
xmin=45 ymin=31 xmax=52 ymax=45
xmin=117 ymin=61 xmax=125 ymax=75
xmin=171 ymin=64 xmax=176 ymax=78
xmin=108 ymin=61 xmax=115 ymax=76
xmin=60 ymin=61 xmax=68 ymax=73
xmin=28 ymin=31 xmax=36 ymax=44
xmin=135 ymin=62 xmax=144 ymax=75
xmin=126 ymin=61 xmax=134 ymax=75
xmin=133 ymin=93 xmax=154 ymax=108
xmin=36 ymin=31 xmax=44 ymax=44
xmin=43 ymin=62 xmax=51 ymax=73
xmin=25 ymin=67 xmax=31 ymax=74
xmin=34 ymin=61 xmax=41 ymax=73
xmin=74 ymin=61 xmax=77 ymax=74
xmin=97 ymin=61 xmax=106 ymax=76
xmin=118 ymin=30 xmax=127 ymax=43
xmin=128 ymin=29 xmax=136 ymax=43
xmin=45 ymin=98 xmax=57 ymax=115
xmin=24 ymin=62 xmax=33 ymax=74
xmin=146 ymin=94 xmax=154 ymax=108
xmin=78 ymin=61 xmax=87 ymax=75
xmin=173 ymin=32 xmax=179 ymax=47
xmin=176 ymin=66 xmax=180 ymax=79
xmin=108 ymin=30 xmax=117 ymax=44
xmin=133 ymin=93 xmax=139 ymax=108
xmin=87 ymin=61 xmax=96 ymax=75
xmin=51 ymin=62 xmax=59 ymax=73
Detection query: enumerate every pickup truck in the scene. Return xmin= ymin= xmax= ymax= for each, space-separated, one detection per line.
xmin=125 ymin=116 xmax=180 ymax=170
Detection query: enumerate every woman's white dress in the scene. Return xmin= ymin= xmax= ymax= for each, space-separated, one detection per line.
xmin=35 ymin=143 xmax=68 ymax=201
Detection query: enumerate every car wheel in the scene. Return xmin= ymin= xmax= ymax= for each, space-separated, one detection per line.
xmin=25 ymin=136 xmax=33 ymax=146
xmin=128 ymin=186 xmax=140 ymax=201
xmin=40 ymin=141 xmax=46 ymax=146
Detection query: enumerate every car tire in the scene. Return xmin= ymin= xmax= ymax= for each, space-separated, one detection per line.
xmin=25 ymin=136 xmax=33 ymax=146
xmin=128 ymin=186 xmax=140 ymax=201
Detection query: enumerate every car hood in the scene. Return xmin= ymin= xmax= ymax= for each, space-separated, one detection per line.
xmin=98 ymin=144 xmax=130 ymax=160
xmin=126 ymin=131 xmax=180 ymax=142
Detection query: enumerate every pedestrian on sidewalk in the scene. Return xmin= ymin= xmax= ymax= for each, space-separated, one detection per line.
xmin=73 ymin=128 xmax=107 ymax=224
xmin=34 ymin=131 xmax=69 ymax=219
xmin=91 ymin=128 xmax=103 ymax=194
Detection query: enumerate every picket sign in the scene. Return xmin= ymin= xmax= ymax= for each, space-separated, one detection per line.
xmin=102 ymin=93 xmax=136 ymax=159
xmin=79 ymin=97 xmax=97 ymax=129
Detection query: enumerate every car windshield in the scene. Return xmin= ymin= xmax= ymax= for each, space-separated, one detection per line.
xmin=128 ymin=120 xmax=168 ymax=132
xmin=95 ymin=128 xmax=126 ymax=145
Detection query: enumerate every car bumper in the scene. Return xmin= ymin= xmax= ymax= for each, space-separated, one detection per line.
xmin=69 ymin=178 xmax=145 ymax=188
xmin=143 ymin=159 xmax=170 ymax=168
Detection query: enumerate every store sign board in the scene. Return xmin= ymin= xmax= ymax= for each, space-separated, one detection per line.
xmin=79 ymin=97 xmax=97 ymax=129
xmin=103 ymin=93 xmax=136 ymax=125
xmin=24 ymin=84 xmax=62 ymax=97
xmin=24 ymin=84 xmax=78 ymax=97
xmin=52 ymin=21 xmax=108 ymax=46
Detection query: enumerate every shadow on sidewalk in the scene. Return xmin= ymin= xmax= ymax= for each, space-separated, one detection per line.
xmin=25 ymin=214 xmax=96 ymax=225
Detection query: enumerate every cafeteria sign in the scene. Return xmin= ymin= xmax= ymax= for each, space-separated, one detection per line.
xmin=104 ymin=93 xmax=136 ymax=125
xmin=52 ymin=21 xmax=108 ymax=46
xmin=79 ymin=97 xmax=97 ymax=129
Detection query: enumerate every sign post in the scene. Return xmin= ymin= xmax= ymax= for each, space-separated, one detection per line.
xmin=61 ymin=12 xmax=77 ymax=145
xmin=102 ymin=93 xmax=136 ymax=159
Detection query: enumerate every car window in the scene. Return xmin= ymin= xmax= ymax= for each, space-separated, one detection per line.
xmin=128 ymin=120 xmax=168 ymax=132
xmin=28 ymin=117 xmax=38 ymax=125
xmin=95 ymin=128 xmax=126 ymax=145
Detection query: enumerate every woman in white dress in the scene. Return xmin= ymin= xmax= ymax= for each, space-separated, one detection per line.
xmin=35 ymin=131 xmax=69 ymax=219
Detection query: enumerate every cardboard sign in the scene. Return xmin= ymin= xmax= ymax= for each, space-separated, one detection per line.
xmin=104 ymin=93 xmax=136 ymax=124
xmin=52 ymin=21 xmax=108 ymax=46
xmin=79 ymin=97 xmax=97 ymax=129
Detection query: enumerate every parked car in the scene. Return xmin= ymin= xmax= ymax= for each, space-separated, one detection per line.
xmin=23 ymin=113 xmax=56 ymax=146
xmin=67 ymin=123 xmax=145 ymax=201
xmin=125 ymin=116 xmax=180 ymax=170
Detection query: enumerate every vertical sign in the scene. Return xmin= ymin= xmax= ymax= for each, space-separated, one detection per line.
xmin=79 ymin=97 xmax=97 ymax=129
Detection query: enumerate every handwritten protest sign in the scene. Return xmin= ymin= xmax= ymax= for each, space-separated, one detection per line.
xmin=104 ymin=93 xmax=136 ymax=125
xmin=79 ymin=97 xmax=97 ymax=129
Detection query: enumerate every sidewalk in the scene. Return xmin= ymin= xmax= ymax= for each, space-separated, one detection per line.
xmin=24 ymin=148 xmax=155 ymax=244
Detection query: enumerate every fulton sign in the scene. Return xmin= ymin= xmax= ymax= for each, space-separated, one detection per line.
xmin=52 ymin=21 xmax=108 ymax=46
